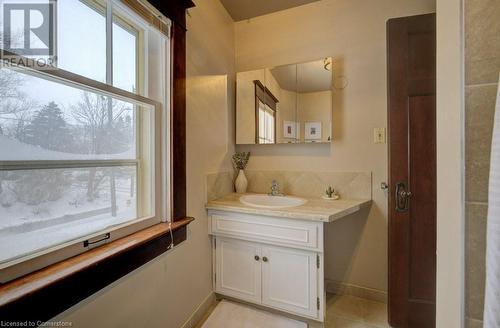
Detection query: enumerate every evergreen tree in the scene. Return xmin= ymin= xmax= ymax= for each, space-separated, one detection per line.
xmin=23 ymin=102 xmax=73 ymax=152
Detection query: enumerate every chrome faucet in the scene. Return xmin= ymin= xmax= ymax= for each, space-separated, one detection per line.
xmin=269 ymin=180 xmax=283 ymax=196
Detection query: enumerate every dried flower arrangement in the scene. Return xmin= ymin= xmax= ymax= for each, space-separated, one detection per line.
xmin=232 ymin=152 xmax=250 ymax=171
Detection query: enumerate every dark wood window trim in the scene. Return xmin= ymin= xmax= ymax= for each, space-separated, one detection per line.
xmin=0 ymin=0 xmax=195 ymax=322
xmin=254 ymin=80 xmax=279 ymax=144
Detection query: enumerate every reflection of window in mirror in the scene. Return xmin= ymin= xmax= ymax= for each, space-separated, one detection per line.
xmin=254 ymin=80 xmax=278 ymax=144
xmin=258 ymin=101 xmax=275 ymax=144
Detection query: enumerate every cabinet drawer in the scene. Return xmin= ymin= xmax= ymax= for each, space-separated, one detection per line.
xmin=210 ymin=212 xmax=322 ymax=250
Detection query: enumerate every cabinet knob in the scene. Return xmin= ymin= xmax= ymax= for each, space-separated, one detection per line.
xmin=262 ymin=257 xmax=268 ymax=262
xmin=254 ymin=255 xmax=260 ymax=261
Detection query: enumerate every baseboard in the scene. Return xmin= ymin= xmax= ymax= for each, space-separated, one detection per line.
xmin=181 ymin=292 xmax=217 ymax=328
xmin=325 ymin=279 xmax=387 ymax=303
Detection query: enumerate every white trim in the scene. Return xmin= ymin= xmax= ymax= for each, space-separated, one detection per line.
xmin=162 ymin=34 xmax=172 ymax=222
xmin=4 ymin=60 xmax=157 ymax=107
xmin=0 ymin=160 xmax=138 ymax=170
xmin=106 ymin=0 xmax=114 ymax=85
xmin=436 ymin=0 xmax=465 ymax=327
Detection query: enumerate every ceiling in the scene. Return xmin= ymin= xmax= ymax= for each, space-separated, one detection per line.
xmin=220 ymin=0 xmax=321 ymax=21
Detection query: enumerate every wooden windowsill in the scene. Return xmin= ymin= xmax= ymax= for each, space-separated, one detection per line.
xmin=0 ymin=218 xmax=193 ymax=317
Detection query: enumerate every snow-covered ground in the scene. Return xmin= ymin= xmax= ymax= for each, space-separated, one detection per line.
xmin=0 ymin=135 xmax=135 ymax=160
xmin=0 ymin=157 xmax=139 ymax=264
xmin=0 ymin=207 xmax=137 ymax=264
xmin=0 ymin=168 xmax=136 ymax=229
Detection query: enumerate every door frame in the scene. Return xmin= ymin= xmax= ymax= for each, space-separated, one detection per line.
xmin=435 ymin=0 xmax=465 ymax=327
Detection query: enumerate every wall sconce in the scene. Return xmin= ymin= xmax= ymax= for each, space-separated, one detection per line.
xmin=323 ymin=57 xmax=332 ymax=71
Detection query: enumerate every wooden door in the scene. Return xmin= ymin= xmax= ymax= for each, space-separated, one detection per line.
xmin=215 ymin=238 xmax=262 ymax=303
xmin=261 ymin=245 xmax=318 ymax=318
xmin=387 ymin=14 xmax=436 ymax=328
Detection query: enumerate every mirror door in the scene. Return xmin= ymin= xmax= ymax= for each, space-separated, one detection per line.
xmin=236 ymin=57 xmax=333 ymax=145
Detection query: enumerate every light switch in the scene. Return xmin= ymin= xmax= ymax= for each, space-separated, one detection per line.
xmin=374 ymin=128 xmax=386 ymax=144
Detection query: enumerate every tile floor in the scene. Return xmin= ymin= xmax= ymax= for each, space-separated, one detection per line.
xmin=325 ymin=294 xmax=389 ymax=328
xmin=201 ymin=300 xmax=307 ymax=328
xmin=196 ymin=294 xmax=390 ymax=328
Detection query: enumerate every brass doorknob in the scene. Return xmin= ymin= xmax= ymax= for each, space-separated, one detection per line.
xmin=395 ymin=182 xmax=412 ymax=212
xmin=254 ymin=255 xmax=260 ymax=261
xmin=262 ymin=257 xmax=268 ymax=262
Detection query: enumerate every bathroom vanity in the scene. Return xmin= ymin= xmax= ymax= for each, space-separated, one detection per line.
xmin=206 ymin=193 xmax=371 ymax=323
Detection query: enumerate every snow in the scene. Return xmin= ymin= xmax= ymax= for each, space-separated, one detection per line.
xmin=0 ymin=135 xmax=135 ymax=160
xmin=0 ymin=208 xmax=137 ymax=264
xmin=0 ymin=167 xmax=139 ymax=264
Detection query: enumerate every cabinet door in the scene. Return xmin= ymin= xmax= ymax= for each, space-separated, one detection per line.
xmin=261 ymin=245 xmax=318 ymax=318
xmin=215 ymin=238 xmax=262 ymax=303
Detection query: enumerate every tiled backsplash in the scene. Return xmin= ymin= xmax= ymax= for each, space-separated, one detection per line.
xmin=206 ymin=171 xmax=372 ymax=201
xmin=206 ymin=172 xmax=234 ymax=202
xmin=244 ymin=171 xmax=372 ymax=199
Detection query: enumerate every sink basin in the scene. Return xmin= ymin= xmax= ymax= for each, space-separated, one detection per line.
xmin=240 ymin=194 xmax=307 ymax=209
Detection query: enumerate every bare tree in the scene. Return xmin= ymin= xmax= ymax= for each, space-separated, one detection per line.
xmin=72 ymin=92 xmax=133 ymax=214
xmin=0 ymin=69 xmax=25 ymax=101
xmin=0 ymin=67 xmax=33 ymax=199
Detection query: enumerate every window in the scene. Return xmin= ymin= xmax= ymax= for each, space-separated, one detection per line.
xmin=0 ymin=0 xmax=171 ymax=282
xmin=258 ymin=101 xmax=275 ymax=144
xmin=254 ymin=80 xmax=278 ymax=144
xmin=57 ymin=0 xmax=107 ymax=82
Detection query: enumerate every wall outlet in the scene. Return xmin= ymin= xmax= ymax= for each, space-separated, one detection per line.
xmin=374 ymin=128 xmax=386 ymax=144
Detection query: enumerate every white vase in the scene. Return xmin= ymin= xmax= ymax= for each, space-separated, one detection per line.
xmin=235 ymin=169 xmax=248 ymax=194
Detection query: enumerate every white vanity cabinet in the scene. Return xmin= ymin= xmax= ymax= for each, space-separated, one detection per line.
xmin=207 ymin=193 xmax=371 ymax=323
xmin=208 ymin=210 xmax=325 ymax=322
xmin=215 ymin=238 xmax=262 ymax=303
xmin=261 ymin=244 xmax=319 ymax=318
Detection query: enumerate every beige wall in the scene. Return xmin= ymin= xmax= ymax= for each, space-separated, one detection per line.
xmin=464 ymin=0 xmax=500 ymax=327
xmin=53 ymin=1 xmax=235 ymax=327
xmin=276 ymin=89 xmax=298 ymax=143
xmin=235 ymin=0 xmax=435 ymax=292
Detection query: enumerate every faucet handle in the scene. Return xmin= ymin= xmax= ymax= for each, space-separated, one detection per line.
xmin=271 ymin=180 xmax=279 ymax=189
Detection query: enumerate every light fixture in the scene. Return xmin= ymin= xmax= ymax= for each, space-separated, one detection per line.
xmin=323 ymin=57 xmax=332 ymax=71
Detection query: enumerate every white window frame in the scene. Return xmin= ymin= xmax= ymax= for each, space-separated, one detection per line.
xmin=0 ymin=0 xmax=171 ymax=283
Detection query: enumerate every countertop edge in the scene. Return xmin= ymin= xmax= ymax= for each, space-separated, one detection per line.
xmin=205 ymin=198 xmax=372 ymax=223
xmin=205 ymin=204 xmax=332 ymax=222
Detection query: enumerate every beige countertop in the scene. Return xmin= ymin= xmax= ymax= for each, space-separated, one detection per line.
xmin=205 ymin=193 xmax=372 ymax=222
